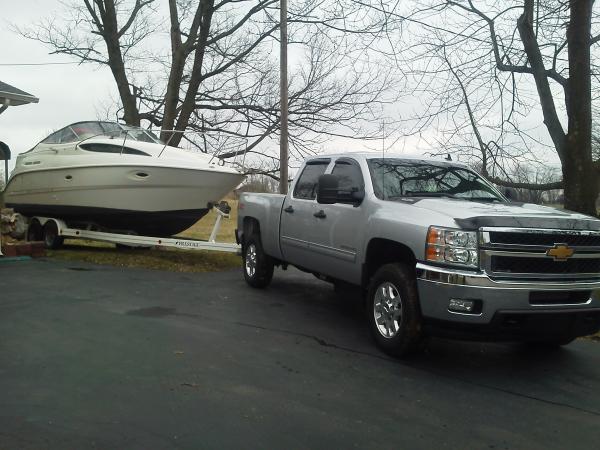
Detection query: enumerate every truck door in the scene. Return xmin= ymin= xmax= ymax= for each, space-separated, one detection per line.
xmin=308 ymin=157 xmax=366 ymax=282
xmin=279 ymin=158 xmax=331 ymax=266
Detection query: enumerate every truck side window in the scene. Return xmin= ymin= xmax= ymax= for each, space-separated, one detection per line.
xmin=293 ymin=160 xmax=330 ymax=200
xmin=332 ymin=159 xmax=364 ymax=203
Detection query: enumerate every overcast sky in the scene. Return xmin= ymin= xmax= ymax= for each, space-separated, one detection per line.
xmin=0 ymin=0 xmax=427 ymax=177
xmin=1 ymin=0 xmax=566 ymax=179
xmin=1 ymin=1 xmax=116 ymax=171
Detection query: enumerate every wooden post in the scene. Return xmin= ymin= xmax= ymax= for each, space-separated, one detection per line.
xmin=279 ymin=0 xmax=289 ymax=194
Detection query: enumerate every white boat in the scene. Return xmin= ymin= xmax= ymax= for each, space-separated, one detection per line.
xmin=3 ymin=121 xmax=245 ymax=237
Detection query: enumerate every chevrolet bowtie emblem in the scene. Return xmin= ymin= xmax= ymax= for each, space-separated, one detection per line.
xmin=546 ymin=244 xmax=575 ymax=261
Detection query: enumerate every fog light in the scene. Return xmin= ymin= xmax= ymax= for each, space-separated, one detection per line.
xmin=448 ymin=298 xmax=476 ymax=313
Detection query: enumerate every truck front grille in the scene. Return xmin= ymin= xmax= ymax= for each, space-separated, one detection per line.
xmin=491 ymin=256 xmax=600 ymax=275
xmin=481 ymin=227 xmax=600 ymax=280
xmin=488 ymin=231 xmax=600 ymax=248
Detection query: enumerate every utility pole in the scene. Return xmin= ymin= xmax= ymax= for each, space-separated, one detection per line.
xmin=279 ymin=0 xmax=289 ymax=194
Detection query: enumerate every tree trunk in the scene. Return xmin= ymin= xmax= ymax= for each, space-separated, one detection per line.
xmin=107 ymin=47 xmax=140 ymax=126
xmin=517 ymin=0 xmax=566 ymax=157
xmin=98 ymin=0 xmax=140 ymax=126
xmin=161 ymin=0 xmax=186 ymax=142
xmin=160 ymin=0 xmax=214 ymax=146
xmin=563 ymin=0 xmax=597 ymax=215
xmin=171 ymin=1 xmax=214 ymax=147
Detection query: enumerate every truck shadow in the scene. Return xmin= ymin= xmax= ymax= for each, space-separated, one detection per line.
xmin=240 ymin=269 xmax=600 ymax=413
xmin=270 ymin=269 xmax=597 ymax=377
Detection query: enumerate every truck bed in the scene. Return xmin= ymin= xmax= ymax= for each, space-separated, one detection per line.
xmin=238 ymin=192 xmax=286 ymax=260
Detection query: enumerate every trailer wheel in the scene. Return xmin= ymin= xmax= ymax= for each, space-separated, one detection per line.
xmin=27 ymin=219 xmax=43 ymax=242
xmin=367 ymin=263 xmax=424 ymax=357
xmin=43 ymin=221 xmax=64 ymax=249
xmin=243 ymin=234 xmax=274 ymax=288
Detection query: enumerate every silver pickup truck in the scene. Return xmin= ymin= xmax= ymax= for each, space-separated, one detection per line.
xmin=236 ymin=152 xmax=600 ymax=356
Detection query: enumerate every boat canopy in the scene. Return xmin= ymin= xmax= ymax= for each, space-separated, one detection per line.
xmin=41 ymin=121 xmax=162 ymax=145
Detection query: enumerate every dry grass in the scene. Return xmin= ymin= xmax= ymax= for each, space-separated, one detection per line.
xmin=47 ymin=200 xmax=242 ymax=273
xmin=177 ymin=200 xmax=238 ymax=243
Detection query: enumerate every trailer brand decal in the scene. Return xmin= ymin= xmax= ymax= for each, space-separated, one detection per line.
xmin=546 ymin=244 xmax=575 ymax=261
xmin=175 ymin=241 xmax=205 ymax=248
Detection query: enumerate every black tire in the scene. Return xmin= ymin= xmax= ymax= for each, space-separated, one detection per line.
xmin=243 ymin=234 xmax=274 ymax=288
xmin=42 ymin=221 xmax=64 ymax=250
xmin=526 ymin=336 xmax=576 ymax=349
xmin=27 ymin=219 xmax=43 ymax=242
xmin=366 ymin=263 xmax=424 ymax=357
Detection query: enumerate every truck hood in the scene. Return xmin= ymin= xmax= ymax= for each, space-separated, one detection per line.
xmin=406 ymin=198 xmax=600 ymax=231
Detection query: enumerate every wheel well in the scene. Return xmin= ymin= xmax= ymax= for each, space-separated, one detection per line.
xmin=27 ymin=218 xmax=43 ymax=241
xmin=242 ymin=217 xmax=260 ymax=245
xmin=362 ymin=238 xmax=416 ymax=287
xmin=29 ymin=218 xmax=41 ymax=228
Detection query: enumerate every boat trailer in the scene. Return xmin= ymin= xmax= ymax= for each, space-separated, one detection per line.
xmin=22 ymin=203 xmax=240 ymax=254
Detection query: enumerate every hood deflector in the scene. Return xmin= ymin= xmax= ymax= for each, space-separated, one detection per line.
xmin=455 ymin=216 xmax=600 ymax=231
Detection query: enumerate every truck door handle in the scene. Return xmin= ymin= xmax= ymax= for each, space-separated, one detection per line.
xmin=314 ymin=210 xmax=326 ymax=219
xmin=284 ymin=205 xmax=294 ymax=213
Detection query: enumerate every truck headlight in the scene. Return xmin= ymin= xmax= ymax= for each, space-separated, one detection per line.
xmin=426 ymin=226 xmax=478 ymax=268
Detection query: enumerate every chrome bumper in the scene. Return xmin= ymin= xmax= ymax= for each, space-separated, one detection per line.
xmin=415 ymin=262 xmax=600 ymax=325
xmin=416 ymin=262 xmax=600 ymax=290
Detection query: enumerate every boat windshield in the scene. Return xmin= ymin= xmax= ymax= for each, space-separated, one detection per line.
xmin=121 ymin=125 xmax=162 ymax=144
xmin=41 ymin=121 xmax=164 ymax=145
xmin=367 ymin=158 xmax=505 ymax=202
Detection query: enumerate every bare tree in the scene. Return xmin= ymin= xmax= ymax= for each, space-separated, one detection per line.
xmin=504 ymin=162 xmax=562 ymax=203
xmin=237 ymin=173 xmax=278 ymax=193
xmin=18 ymin=0 xmax=399 ymax=180
xmin=384 ymin=0 xmax=599 ymax=215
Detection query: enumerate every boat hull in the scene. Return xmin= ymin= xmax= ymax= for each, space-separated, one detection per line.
xmin=8 ymin=203 xmax=209 ymax=237
xmin=4 ymin=164 xmax=243 ymax=237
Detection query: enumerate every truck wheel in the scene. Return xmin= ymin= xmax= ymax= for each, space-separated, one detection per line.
xmin=243 ymin=234 xmax=274 ymax=288
xmin=42 ymin=221 xmax=64 ymax=250
xmin=527 ymin=336 xmax=576 ymax=348
xmin=367 ymin=263 xmax=423 ymax=357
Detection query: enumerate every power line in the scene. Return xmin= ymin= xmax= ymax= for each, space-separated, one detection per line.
xmin=0 ymin=62 xmax=78 ymax=66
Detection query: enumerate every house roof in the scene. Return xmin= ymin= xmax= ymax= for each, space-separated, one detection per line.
xmin=0 ymin=141 xmax=10 ymax=160
xmin=0 ymin=81 xmax=39 ymax=106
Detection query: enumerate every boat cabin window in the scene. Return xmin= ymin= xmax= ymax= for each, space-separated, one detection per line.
xmin=121 ymin=126 xmax=163 ymax=144
xmin=70 ymin=122 xmax=106 ymax=139
xmin=40 ymin=121 xmax=164 ymax=145
xmin=42 ymin=127 xmax=79 ymax=144
xmin=79 ymin=143 xmax=150 ymax=156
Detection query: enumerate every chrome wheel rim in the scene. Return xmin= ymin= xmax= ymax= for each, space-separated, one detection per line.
xmin=373 ymin=282 xmax=402 ymax=338
xmin=245 ymin=243 xmax=257 ymax=277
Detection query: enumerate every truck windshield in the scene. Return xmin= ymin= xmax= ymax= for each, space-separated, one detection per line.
xmin=367 ymin=158 xmax=505 ymax=202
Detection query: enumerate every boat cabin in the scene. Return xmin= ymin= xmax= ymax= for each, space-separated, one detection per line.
xmin=40 ymin=121 xmax=162 ymax=145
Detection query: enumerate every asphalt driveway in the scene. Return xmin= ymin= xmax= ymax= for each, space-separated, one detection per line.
xmin=1 ymin=258 xmax=599 ymax=449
